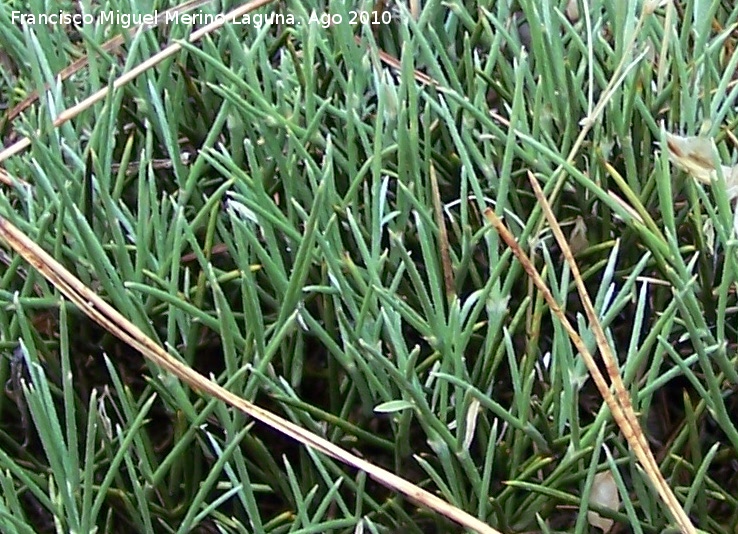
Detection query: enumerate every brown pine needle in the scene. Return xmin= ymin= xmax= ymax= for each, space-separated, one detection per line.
xmin=484 ymin=169 xmax=695 ymax=534
xmin=429 ymin=163 xmax=455 ymax=299
xmin=0 ymin=215 xmax=500 ymax=534
xmin=0 ymin=0 xmax=278 ymax=164
xmin=1 ymin=0 xmax=214 ymax=126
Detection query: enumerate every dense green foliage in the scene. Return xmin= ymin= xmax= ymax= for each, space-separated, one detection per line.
xmin=0 ymin=0 xmax=737 ymax=532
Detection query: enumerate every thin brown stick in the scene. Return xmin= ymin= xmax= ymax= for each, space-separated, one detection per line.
xmin=484 ymin=171 xmax=695 ymax=533
xmin=2 ymin=0 xmax=214 ymax=126
xmin=0 ymin=0 xmax=277 ymax=164
xmin=525 ymin=172 xmax=693 ymax=532
xmin=356 ymin=35 xmax=437 ymax=87
xmin=0 ymin=1 xmax=437 ymax=167
xmin=0 ymin=215 xmax=500 ymax=534
xmin=0 ymin=167 xmax=26 ymax=188
xmin=429 ymin=163 xmax=455 ymax=298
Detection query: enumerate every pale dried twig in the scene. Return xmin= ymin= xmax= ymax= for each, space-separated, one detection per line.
xmin=1 ymin=0 xmax=215 ymax=126
xmin=0 ymin=0 xmax=278 ymax=164
xmin=0 ymin=215 xmax=500 ymax=534
xmin=484 ymin=170 xmax=696 ymax=533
